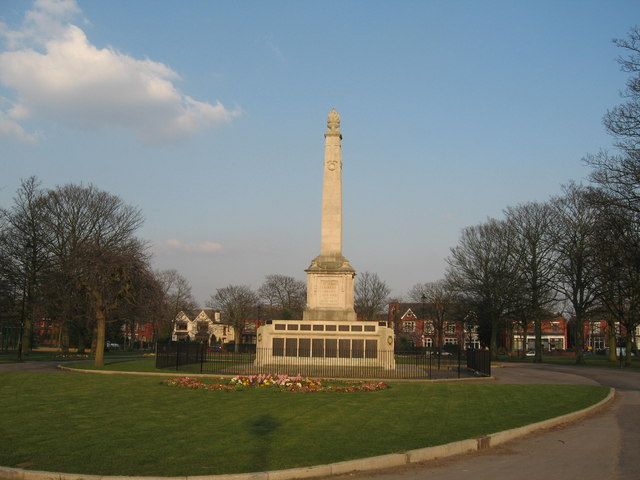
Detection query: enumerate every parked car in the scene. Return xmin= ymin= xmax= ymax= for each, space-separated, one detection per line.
xmin=525 ymin=350 xmax=535 ymax=357
xmin=106 ymin=341 xmax=120 ymax=350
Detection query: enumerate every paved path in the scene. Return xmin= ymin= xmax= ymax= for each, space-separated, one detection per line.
xmin=335 ymin=364 xmax=640 ymax=480
xmin=0 ymin=360 xmax=63 ymax=373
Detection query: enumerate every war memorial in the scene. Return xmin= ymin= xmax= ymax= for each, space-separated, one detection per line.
xmin=255 ymin=109 xmax=396 ymax=369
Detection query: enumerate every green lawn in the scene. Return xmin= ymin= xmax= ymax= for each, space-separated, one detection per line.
xmin=0 ymin=372 xmax=608 ymax=476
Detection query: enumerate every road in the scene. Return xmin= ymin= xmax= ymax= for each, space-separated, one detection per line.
xmin=334 ymin=363 xmax=640 ymax=480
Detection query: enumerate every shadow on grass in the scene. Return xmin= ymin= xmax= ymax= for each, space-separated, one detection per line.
xmin=247 ymin=414 xmax=281 ymax=471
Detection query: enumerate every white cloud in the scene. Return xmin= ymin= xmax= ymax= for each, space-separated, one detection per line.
xmin=0 ymin=109 xmax=38 ymax=143
xmin=0 ymin=0 xmax=240 ymax=143
xmin=165 ymin=239 xmax=224 ymax=254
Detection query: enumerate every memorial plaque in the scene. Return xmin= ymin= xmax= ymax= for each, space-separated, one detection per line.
xmin=352 ymin=339 xmax=364 ymax=358
xmin=326 ymin=338 xmax=338 ymax=357
xmin=312 ymin=339 xmax=324 ymax=357
xmin=299 ymin=338 xmax=311 ymax=357
xmin=285 ymin=338 xmax=298 ymax=357
xmin=339 ymin=339 xmax=351 ymax=358
xmin=365 ymin=340 xmax=378 ymax=358
xmin=273 ymin=338 xmax=284 ymax=356
xmin=318 ymin=278 xmax=340 ymax=307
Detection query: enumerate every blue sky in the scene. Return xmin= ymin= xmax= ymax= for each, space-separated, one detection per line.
xmin=1 ymin=0 xmax=638 ymax=304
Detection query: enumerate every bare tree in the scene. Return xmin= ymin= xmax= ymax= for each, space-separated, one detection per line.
xmin=550 ymin=184 xmax=600 ymax=365
xmin=407 ymin=283 xmax=429 ymax=303
xmin=76 ymin=241 xmax=147 ymax=366
xmin=0 ymin=177 xmax=49 ymax=358
xmin=42 ymin=184 xmax=144 ymax=366
xmin=155 ymin=269 xmax=196 ymax=340
xmin=421 ymin=280 xmax=455 ymax=356
xmin=604 ymin=26 xmax=640 ymax=152
xmin=592 ymin=199 xmax=640 ymax=366
xmin=258 ymin=274 xmax=306 ymax=319
xmin=447 ymin=218 xmax=520 ymax=358
xmin=208 ymin=285 xmax=258 ymax=352
xmin=354 ymin=271 xmax=391 ymax=321
xmin=586 ymin=27 xmax=640 ymax=215
xmin=504 ymin=201 xmax=558 ymax=361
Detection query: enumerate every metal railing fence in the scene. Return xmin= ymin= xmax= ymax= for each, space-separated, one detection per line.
xmin=156 ymin=342 xmax=492 ymax=379
xmin=466 ymin=349 xmax=492 ymax=376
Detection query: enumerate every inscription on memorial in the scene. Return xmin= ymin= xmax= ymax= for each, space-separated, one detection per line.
xmin=318 ymin=278 xmax=341 ymax=307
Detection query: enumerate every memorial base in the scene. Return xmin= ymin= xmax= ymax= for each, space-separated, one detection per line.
xmin=255 ymin=320 xmax=396 ymax=370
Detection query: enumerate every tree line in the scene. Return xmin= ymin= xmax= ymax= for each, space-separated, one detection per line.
xmin=0 ymin=179 xmax=198 ymax=366
xmin=424 ymin=27 xmax=640 ymax=365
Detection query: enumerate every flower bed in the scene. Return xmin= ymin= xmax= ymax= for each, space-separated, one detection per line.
xmin=164 ymin=374 xmax=388 ymax=393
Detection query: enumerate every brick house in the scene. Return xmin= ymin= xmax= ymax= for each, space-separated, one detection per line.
xmin=509 ymin=316 xmax=568 ymax=352
xmin=580 ymin=319 xmax=640 ymax=352
xmin=387 ymin=302 xmax=480 ymax=350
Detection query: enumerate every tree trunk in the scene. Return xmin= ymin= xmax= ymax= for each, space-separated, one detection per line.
xmin=607 ymin=321 xmax=617 ymax=363
xmin=91 ymin=323 xmax=98 ymax=354
xmin=490 ymin=318 xmax=498 ymax=360
xmin=522 ymin=329 xmax=528 ymax=359
xmin=625 ymin=336 xmax=633 ymax=367
xmin=77 ymin=332 xmax=85 ymax=354
xmin=234 ymin=325 xmax=242 ymax=353
xmin=60 ymin=319 xmax=70 ymax=353
xmin=574 ymin=312 xmax=585 ymax=365
xmin=93 ymin=292 xmax=106 ymax=368
xmin=21 ymin=317 xmax=32 ymax=357
xmin=533 ymin=318 xmax=542 ymax=363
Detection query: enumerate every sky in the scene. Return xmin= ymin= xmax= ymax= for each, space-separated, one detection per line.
xmin=1 ymin=0 xmax=639 ymax=305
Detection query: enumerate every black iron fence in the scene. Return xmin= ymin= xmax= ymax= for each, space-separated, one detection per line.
xmin=156 ymin=342 xmax=492 ymax=379
xmin=466 ymin=349 xmax=492 ymax=376
xmin=0 ymin=325 xmax=19 ymax=352
xmin=155 ymin=341 xmax=205 ymax=370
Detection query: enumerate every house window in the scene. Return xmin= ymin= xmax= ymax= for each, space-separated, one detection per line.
xmin=445 ymin=323 xmax=455 ymax=334
xmin=197 ymin=321 xmax=209 ymax=334
xmin=424 ymin=322 xmax=434 ymax=334
xmin=592 ymin=337 xmax=605 ymax=350
xmin=402 ymin=321 xmax=415 ymax=333
xmin=465 ymin=339 xmax=481 ymax=349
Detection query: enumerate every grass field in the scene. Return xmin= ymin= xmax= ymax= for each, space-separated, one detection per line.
xmin=0 ymin=372 xmax=609 ymax=476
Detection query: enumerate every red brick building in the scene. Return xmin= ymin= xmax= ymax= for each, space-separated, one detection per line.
xmin=387 ymin=302 xmax=480 ymax=350
xmin=510 ymin=316 xmax=568 ymax=352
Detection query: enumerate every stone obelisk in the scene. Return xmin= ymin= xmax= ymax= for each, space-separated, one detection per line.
xmin=303 ymin=108 xmax=357 ymax=322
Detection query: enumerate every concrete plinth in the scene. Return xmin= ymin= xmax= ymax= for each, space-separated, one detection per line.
xmin=255 ymin=320 xmax=395 ymax=370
